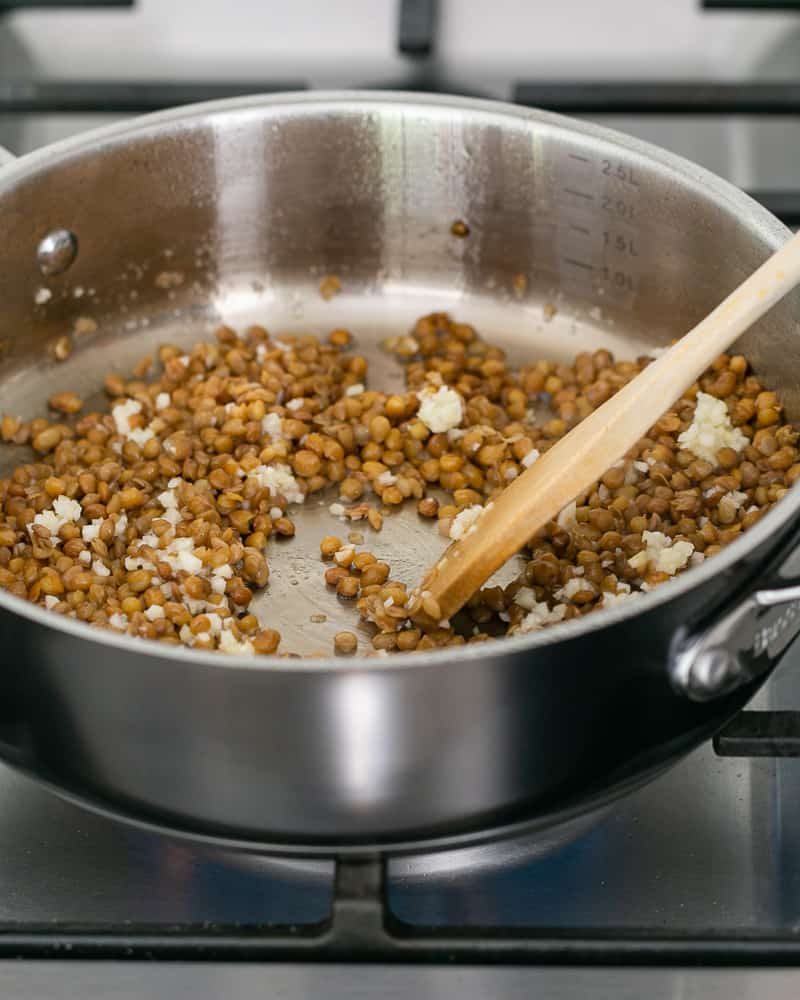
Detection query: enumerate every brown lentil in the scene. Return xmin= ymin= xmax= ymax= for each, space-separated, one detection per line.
xmin=0 ymin=311 xmax=793 ymax=657
xmin=333 ymin=630 xmax=358 ymax=655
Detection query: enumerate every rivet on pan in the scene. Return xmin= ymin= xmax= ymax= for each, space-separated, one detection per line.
xmin=37 ymin=229 xmax=78 ymax=277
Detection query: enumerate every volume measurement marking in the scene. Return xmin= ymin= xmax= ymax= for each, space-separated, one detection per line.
xmin=562 ymin=257 xmax=594 ymax=271
xmin=562 ymin=187 xmax=594 ymax=201
xmin=568 ymin=152 xmax=591 ymax=164
xmin=570 ymin=224 xmax=591 ymax=236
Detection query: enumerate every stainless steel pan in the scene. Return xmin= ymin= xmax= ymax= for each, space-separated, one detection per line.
xmin=1 ymin=92 xmax=800 ymax=855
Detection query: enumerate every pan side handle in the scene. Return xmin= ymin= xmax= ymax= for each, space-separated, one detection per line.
xmin=670 ymin=531 xmax=800 ymax=702
xmin=0 ymin=608 xmax=31 ymax=764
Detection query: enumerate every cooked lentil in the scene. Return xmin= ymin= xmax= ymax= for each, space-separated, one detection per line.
xmin=0 ymin=312 xmax=794 ymax=657
xmin=334 ymin=630 xmax=358 ymax=655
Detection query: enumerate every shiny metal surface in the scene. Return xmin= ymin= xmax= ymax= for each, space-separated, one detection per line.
xmin=0 ymin=657 xmax=795 ymax=931
xmin=1 ymin=93 xmax=800 ymax=845
xmin=3 ymin=964 xmax=800 ymax=1000
xmin=0 ymin=762 xmax=332 ymax=926
xmin=673 ymin=532 xmax=800 ymax=702
xmin=0 ymin=650 xmax=799 ymax=951
xmin=390 ymin=657 xmax=800 ymax=924
xmin=35 ymin=227 xmax=79 ymax=277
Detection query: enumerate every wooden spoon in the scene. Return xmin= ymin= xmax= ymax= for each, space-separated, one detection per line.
xmin=415 ymin=229 xmax=800 ymax=625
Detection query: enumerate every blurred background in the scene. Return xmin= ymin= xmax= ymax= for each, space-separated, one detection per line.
xmin=1 ymin=0 xmax=800 ymax=220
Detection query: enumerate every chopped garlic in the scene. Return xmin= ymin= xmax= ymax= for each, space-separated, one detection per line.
xmin=719 ymin=490 xmax=748 ymax=520
xmin=174 ymin=549 xmax=203 ymax=575
xmin=556 ymin=500 xmax=577 ymax=530
xmin=417 ymin=385 xmax=464 ymax=433
xmin=92 ymin=559 xmax=110 ymax=577
xmin=218 ymin=626 xmax=255 ymax=656
xmin=261 ymin=412 xmax=283 ymax=439
xmin=513 ymin=587 xmax=538 ymax=611
xmin=602 ymin=584 xmax=640 ymax=608
xmin=155 ymin=392 xmax=171 ymax=410
xmin=555 ymin=578 xmax=597 ymax=601
xmin=78 ymin=550 xmax=92 ymax=564
xmin=624 ymin=463 xmax=641 ymax=486
xmin=128 ymin=426 xmax=155 ymax=447
xmin=53 ymin=496 xmax=82 ymax=522
xmin=44 ymin=595 xmax=59 ymax=609
xmin=677 ymin=392 xmax=748 ymax=464
xmin=629 ymin=530 xmax=694 ymax=576
xmin=156 ymin=489 xmax=182 ymax=527
xmin=521 ymin=448 xmax=540 ymax=468
xmin=124 ymin=556 xmax=156 ymax=572
xmin=345 ymin=383 xmax=365 ymax=397
xmin=286 ymin=398 xmax=304 ymax=411
xmin=449 ymin=505 xmax=484 ymax=541
xmin=30 ymin=495 xmax=83 ymax=542
xmin=82 ymin=519 xmax=103 ymax=542
xmin=144 ymin=605 xmax=165 ymax=621
xmin=249 ymin=464 xmax=304 ymax=504
xmin=112 ymin=398 xmax=142 ymax=437
xmin=109 ymin=613 xmax=128 ymax=631
xmin=517 ymin=602 xmax=567 ymax=633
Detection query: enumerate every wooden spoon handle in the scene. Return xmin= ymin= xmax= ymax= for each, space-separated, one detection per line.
xmin=419 ymin=229 xmax=800 ymax=623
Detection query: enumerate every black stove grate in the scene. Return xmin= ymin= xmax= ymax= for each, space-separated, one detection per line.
xmin=3 ymin=854 xmax=800 ymax=965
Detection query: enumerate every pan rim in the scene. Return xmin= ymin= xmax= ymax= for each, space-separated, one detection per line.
xmin=0 ymin=89 xmax=794 ymax=673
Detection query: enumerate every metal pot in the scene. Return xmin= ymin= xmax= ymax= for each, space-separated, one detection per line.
xmin=1 ymin=92 xmax=799 ymax=855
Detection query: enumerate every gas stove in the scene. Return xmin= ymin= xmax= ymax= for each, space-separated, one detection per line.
xmin=3 ymin=0 xmax=800 ymax=995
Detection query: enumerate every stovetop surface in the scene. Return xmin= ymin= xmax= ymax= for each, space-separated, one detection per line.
xmin=0 ymin=654 xmax=798 ymax=939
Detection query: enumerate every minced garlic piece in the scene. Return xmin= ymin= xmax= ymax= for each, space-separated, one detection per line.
xmin=92 ymin=559 xmax=110 ymax=577
xmin=417 ymin=385 xmax=464 ymax=433
xmin=555 ymin=577 xmax=597 ymax=601
xmin=261 ymin=412 xmax=283 ymax=439
xmin=556 ymin=499 xmax=577 ymax=530
xmin=30 ymin=495 xmax=82 ymax=542
xmin=449 ymin=504 xmax=483 ymax=541
xmin=601 ymin=583 xmax=640 ymax=607
xmin=218 ymin=626 xmax=255 ymax=656
xmin=517 ymin=602 xmax=567 ymax=633
xmin=156 ymin=489 xmax=182 ymax=527
xmin=677 ymin=391 xmax=748 ymax=464
xmin=718 ymin=490 xmax=748 ymax=521
xmin=249 ymin=464 xmax=304 ymax=504
xmin=112 ymin=398 xmax=142 ymax=436
xmin=629 ymin=530 xmax=694 ymax=576
xmin=513 ymin=587 xmax=538 ymax=611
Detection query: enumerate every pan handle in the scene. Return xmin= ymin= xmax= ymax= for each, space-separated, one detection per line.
xmin=670 ymin=530 xmax=800 ymax=701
